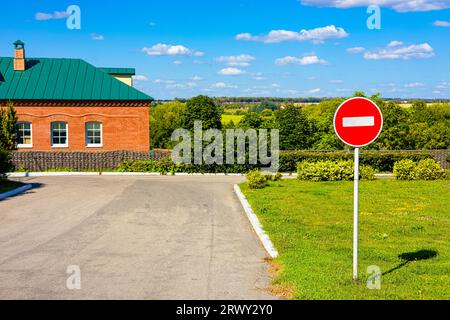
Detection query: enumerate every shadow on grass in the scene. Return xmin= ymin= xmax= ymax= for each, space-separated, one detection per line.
xmin=383 ymin=249 xmax=438 ymax=276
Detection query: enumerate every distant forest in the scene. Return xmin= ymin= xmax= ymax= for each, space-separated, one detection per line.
xmin=156 ymin=97 xmax=450 ymax=105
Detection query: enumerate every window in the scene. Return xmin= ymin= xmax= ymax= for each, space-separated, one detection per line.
xmin=51 ymin=122 xmax=68 ymax=147
xmin=86 ymin=122 xmax=102 ymax=147
xmin=16 ymin=122 xmax=32 ymax=148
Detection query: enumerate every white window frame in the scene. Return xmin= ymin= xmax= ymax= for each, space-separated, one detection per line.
xmin=17 ymin=122 xmax=33 ymax=149
xmin=51 ymin=122 xmax=69 ymax=148
xmin=85 ymin=122 xmax=103 ymax=148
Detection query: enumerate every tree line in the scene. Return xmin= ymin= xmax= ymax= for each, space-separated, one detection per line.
xmin=150 ymin=93 xmax=450 ymax=151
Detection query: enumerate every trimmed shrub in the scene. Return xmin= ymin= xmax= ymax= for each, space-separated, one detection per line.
xmin=273 ymin=172 xmax=283 ymax=181
xmin=246 ymin=170 xmax=269 ymax=189
xmin=393 ymin=160 xmax=417 ymax=180
xmin=415 ymin=159 xmax=446 ymax=180
xmin=360 ymin=165 xmax=376 ymax=180
xmin=297 ymin=160 xmax=354 ymax=182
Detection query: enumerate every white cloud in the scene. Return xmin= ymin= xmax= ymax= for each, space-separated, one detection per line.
xmin=35 ymin=11 xmax=70 ymax=21
xmin=218 ymin=67 xmax=245 ymax=75
xmin=133 ymin=75 xmax=148 ymax=82
xmin=330 ymin=79 xmax=343 ymax=84
xmin=192 ymin=76 xmax=203 ymax=81
xmin=347 ymin=47 xmax=366 ymax=54
xmin=404 ymin=82 xmax=424 ymax=88
xmin=236 ymin=25 xmax=348 ymax=44
xmin=173 ymin=60 xmax=183 ymax=65
xmin=300 ymin=1 xmax=450 ymax=12
xmin=235 ymin=33 xmax=259 ymax=41
xmin=387 ymin=40 xmax=404 ymax=47
xmin=142 ymin=43 xmax=203 ymax=56
xmin=154 ymin=79 xmax=176 ymax=84
xmin=215 ymin=54 xmax=255 ymax=67
xmin=91 ymin=33 xmax=105 ymax=41
xmin=307 ymin=88 xmax=321 ymax=94
xmin=212 ymin=82 xmax=238 ymax=89
xmin=275 ymin=54 xmax=328 ymax=66
xmin=436 ymin=81 xmax=450 ymax=89
xmin=166 ymin=82 xmax=197 ymax=89
xmin=434 ymin=20 xmax=450 ymax=27
xmin=363 ymin=42 xmax=434 ymax=60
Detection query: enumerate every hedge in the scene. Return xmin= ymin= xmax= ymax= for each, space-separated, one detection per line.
xmin=279 ymin=151 xmax=434 ymax=172
xmin=117 ymin=157 xmax=260 ymax=174
xmin=117 ymin=151 xmax=436 ymax=174
xmin=393 ymin=159 xmax=446 ymax=180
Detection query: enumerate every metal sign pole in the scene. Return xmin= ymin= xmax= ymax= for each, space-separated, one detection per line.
xmin=353 ymin=147 xmax=360 ymax=281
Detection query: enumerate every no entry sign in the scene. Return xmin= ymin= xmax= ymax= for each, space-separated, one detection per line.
xmin=333 ymin=97 xmax=383 ymax=282
xmin=334 ymin=97 xmax=383 ymax=148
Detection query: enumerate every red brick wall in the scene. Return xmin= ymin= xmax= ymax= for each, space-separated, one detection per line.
xmin=14 ymin=104 xmax=150 ymax=152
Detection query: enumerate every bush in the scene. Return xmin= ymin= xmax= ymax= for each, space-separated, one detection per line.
xmin=279 ymin=151 xmax=434 ymax=173
xmin=297 ymin=160 xmax=354 ymax=182
xmin=394 ymin=159 xmax=445 ymax=180
xmin=273 ymin=172 xmax=282 ymax=181
xmin=393 ymin=160 xmax=417 ymax=180
xmin=360 ymin=165 xmax=376 ymax=180
xmin=445 ymin=170 xmax=450 ymax=180
xmin=415 ymin=159 xmax=446 ymax=180
xmin=246 ymin=170 xmax=269 ymax=189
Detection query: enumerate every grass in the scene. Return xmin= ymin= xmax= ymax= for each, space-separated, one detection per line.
xmin=221 ymin=114 xmax=243 ymax=125
xmin=0 ymin=179 xmax=25 ymax=193
xmin=240 ymin=179 xmax=450 ymax=300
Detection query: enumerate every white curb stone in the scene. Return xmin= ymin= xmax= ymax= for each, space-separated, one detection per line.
xmin=234 ymin=184 xmax=279 ymax=259
xmin=0 ymin=184 xmax=33 ymax=201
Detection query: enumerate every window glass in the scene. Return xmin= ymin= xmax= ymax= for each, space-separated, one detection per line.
xmin=86 ymin=122 xmax=102 ymax=146
xmin=51 ymin=122 xmax=68 ymax=146
xmin=17 ymin=122 xmax=32 ymax=147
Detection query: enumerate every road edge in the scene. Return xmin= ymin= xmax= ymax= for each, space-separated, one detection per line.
xmin=0 ymin=184 xmax=33 ymax=201
xmin=233 ymin=184 xmax=279 ymax=259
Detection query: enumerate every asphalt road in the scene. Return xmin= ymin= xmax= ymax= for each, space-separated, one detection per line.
xmin=0 ymin=175 xmax=276 ymax=300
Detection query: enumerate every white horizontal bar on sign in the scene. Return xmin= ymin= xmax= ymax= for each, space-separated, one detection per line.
xmin=343 ymin=116 xmax=375 ymax=127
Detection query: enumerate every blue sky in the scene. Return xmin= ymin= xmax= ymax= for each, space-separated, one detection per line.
xmin=1 ymin=0 xmax=449 ymax=99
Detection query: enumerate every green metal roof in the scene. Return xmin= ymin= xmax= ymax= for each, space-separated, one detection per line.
xmin=99 ymin=67 xmax=136 ymax=75
xmin=0 ymin=57 xmax=153 ymax=101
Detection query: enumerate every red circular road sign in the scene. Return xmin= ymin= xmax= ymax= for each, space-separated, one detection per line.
xmin=334 ymin=97 xmax=383 ymax=147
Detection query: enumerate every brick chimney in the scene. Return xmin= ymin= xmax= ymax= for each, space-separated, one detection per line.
xmin=13 ymin=40 xmax=25 ymax=71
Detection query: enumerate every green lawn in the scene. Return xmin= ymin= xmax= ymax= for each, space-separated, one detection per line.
xmin=0 ymin=179 xmax=24 ymax=194
xmin=240 ymin=179 xmax=450 ymax=300
xmin=221 ymin=114 xmax=243 ymax=125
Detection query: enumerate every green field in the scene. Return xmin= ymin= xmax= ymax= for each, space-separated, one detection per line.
xmin=221 ymin=114 xmax=243 ymax=125
xmin=0 ymin=179 xmax=24 ymax=194
xmin=240 ymin=179 xmax=450 ymax=300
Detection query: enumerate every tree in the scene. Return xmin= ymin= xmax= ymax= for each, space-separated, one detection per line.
xmin=149 ymin=101 xmax=187 ymax=149
xmin=0 ymin=101 xmax=18 ymax=151
xmin=182 ymin=95 xmax=222 ymax=131
xmin=250 ymin=101 xmax=278 ymax=113
xmin=276 ymin=105 xmax=313 ymax=150
xmin=238 ymin=112 xmax=264 ymax=129
xmin=0 ymin=102 xmax=17 ymax=176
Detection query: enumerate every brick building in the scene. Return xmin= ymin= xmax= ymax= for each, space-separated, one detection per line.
xmin=0 ymin=41 xmax=153 ymax=152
